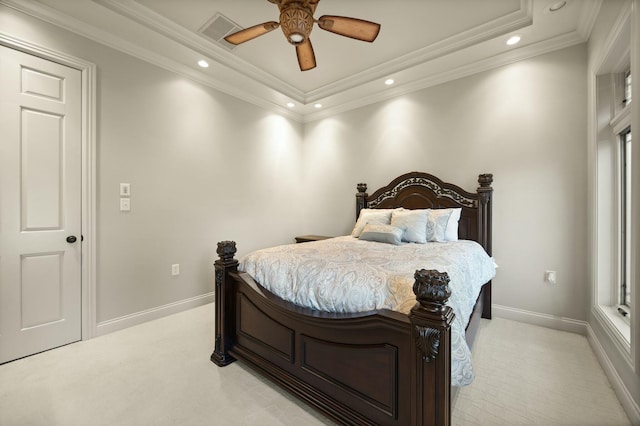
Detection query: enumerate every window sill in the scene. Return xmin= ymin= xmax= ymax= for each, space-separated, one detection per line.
xmin=597 ymin=304 xmax=631 ymax=346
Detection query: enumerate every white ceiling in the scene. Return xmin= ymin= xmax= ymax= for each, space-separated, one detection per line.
xmin=2 ymin=0 xmax=601 ymax=121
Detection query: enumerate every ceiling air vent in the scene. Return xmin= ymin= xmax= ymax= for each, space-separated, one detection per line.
xmin=200 ymin=12 xmax=243 ymax=51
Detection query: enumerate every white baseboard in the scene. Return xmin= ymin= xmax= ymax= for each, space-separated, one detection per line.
xmin=492 ymin=304 xmax=588 ymax=335
xmin=586 ymin=324 xmax=640 ymax=425
xmin=492 ymin=303 xmax=640 ymax=425
xmin=95 ymin=292 xmax=214 ymax=337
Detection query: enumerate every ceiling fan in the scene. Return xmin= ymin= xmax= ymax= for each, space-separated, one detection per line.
xmin=224 ymin=0 xmax=381 ymax=71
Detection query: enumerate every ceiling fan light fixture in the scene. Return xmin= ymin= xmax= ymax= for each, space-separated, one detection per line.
xmin=289 ymin=33 xmax=305 ymax=44
xmin=280 ymin=4 xmax=314 ymax=46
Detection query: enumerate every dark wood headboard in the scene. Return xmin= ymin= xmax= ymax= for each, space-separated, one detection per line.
xmin=355 ymin=171 xmax=493 ymax=255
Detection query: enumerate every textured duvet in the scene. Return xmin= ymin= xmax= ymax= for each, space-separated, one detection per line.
xmin=239 ymin=236 xmax=496 ymax=386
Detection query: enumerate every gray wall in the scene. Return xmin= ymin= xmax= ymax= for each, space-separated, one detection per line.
xmin=303 ymin=44 xmax=589 ymax=322
xmin=0 ymin=6 xmax=306 ymax=324
xmin=96 ymin=51 xmax=306 ymax=320
xmin=1 ymin=6 xmax=588 ymax=325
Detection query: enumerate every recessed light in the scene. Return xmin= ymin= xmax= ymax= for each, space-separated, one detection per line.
xmin=548 ymin=1 xmax=567 ymax=12
xmin=197 ymin=60 xmax=209 ymax=68
xmin=314 ymin=103 xmax=322 ymax=109
xmin=385 ymin=78 xmax=395 ymax=86
xmin=506 ymin=35 xmax=521 ymax=46
xmin=286 ymin=102 xmax=295 ymax=108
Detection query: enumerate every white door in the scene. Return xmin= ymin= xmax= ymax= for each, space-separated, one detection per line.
xmin=0 ymin=45 xmax=82 ymax=364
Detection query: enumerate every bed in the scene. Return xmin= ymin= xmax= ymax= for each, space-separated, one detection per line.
xmin=211 ymin=171 xmax=494 ymax=425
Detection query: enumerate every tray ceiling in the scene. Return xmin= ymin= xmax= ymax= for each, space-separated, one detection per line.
xmin=1 ymin=0 xmax=600 ymax=121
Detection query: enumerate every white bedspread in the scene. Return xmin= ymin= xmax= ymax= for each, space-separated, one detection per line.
xmin=239 ymin=236 xmax=496 ymax=386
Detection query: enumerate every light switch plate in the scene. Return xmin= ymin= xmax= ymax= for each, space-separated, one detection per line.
xmin=120 ymin=183 xmax=131 ymax=196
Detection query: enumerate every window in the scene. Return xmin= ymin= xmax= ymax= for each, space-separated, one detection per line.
xmin=595 ymin=64 xmax=632 ymax=340
xmin=619 ymin=128 xmax=632 ymax=314
xmin=593 ymin=9 xmax=633 ymax=350
xmin=610 ymin=68 xmax=633 ymax=318
xmin=623 ymin=69 xmax=632 ymax=106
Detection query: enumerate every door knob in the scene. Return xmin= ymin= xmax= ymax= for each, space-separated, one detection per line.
xmin=66 ymin=235 xmax=77 ymax=243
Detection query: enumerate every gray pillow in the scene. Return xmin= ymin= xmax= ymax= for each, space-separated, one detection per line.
xmin=351 ymin=208 xmax=398 ymax=237
xmin=426 ymin=210 xmax=451 ymax=242
xmin=359 ymin=223 xmax=403 ymax=245
xmin=391 ymin=209 xmax=428 ymax=243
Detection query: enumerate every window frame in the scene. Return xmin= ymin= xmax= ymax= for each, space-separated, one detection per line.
xmin=597 ymin=60 xmax=632 ymax=347
xmin=618 ymin=127 xmax=632 ymax=322
xmin=623 ymin=68 xmax=632 ymax=106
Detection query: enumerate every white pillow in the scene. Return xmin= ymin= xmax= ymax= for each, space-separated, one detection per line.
xmin=359 ymin=223 xmax=403 ymax=245
xmin=445 ymin=208 xmax=462 ymax=241
xmin=351 ymin=208 xmax=397 ymax=237
xmin=428 ymin=208 xmax=462 ymax=241
xmin=426 ymin=210 xmax=451 ymax=242
xmin=390 ymin=209 xmax=428 ymax=243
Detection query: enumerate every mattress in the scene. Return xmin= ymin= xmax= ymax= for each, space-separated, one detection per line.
xmin=239 ymin=235 xmax=496 ymax=386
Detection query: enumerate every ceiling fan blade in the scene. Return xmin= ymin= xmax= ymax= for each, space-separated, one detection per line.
xmin=296 ymin=39 xmax=316 ymax=71
xmin=224 ymin=21 xmax=280 ymax=45
xmin=317 ymin=15 xmax=381 ymax=42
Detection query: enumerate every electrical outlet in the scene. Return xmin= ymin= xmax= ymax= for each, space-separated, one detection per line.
xmin=171 ymin=264 xmax=180 ymax=276
xmin=545 ymin=270 xmax=557 ymax=284
xmin=119 ymin=198 xmax=130 ymax=212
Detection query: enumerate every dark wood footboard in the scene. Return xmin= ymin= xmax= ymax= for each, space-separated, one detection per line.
xmin=212 ymin=241 xmax=458 ymax=426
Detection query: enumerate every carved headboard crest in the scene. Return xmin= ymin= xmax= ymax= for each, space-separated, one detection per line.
xmin=366 ymin=176 xmax=477 ymax=209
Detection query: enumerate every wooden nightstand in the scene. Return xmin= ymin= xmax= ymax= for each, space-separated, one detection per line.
xmin=294 ymin=235 xmax=332 ymax=243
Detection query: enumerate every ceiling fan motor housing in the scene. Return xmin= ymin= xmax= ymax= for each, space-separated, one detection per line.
xmin=280 ymin=3 xmax=314 ymax=45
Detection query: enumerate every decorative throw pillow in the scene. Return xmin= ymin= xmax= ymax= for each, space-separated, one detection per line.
xmin=428 ymin=208 xmax=462 ymax=241
xmin=390 ymin=209 xmax=428 ymax=243
xmin=359 ymin=223 xmax=403 ymax=245
xmin=351 ymin=208 xmax=397 ymax=237
xmin=426 ymin=210 xmax=451 ymax=242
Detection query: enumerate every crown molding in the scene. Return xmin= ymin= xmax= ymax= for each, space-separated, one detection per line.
xmin=305 ymin=0 xmax=533 ymax=103
xmin=0 ymin=0 xmax=304 ymax=121
xmin=93 ymin=0 xmax=306 ymax=103
xmin=590 ymin=2 xmax=632 ymax=74
xmin=0 ymin=0 xmax=598 ymax=122
xmin=577 ymin=0 xmax=603 ymax=40
xmin=303 ymin=30 xmax=587 ymax=122
xmin=92 ymin=0 xmax=533 ymax=105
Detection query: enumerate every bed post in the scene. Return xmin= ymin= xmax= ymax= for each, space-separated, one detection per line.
xmin=211 ymin=240 xmax=238 ymax=367
xmin=409 ymin=269 xmax=455 ymax=426
xmin=477 ymin=174 xmax=493 ymax=319
xmin=477 ymin=174 xmax=493 ymax=255
xmin=355 ymin=183 xmax=368 ymax=220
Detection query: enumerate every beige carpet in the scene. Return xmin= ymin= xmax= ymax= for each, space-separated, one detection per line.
xmin=453 ymin=319 xmax=630 ymax=426
xmin=0 ymin=303 xmax=629 ymax=425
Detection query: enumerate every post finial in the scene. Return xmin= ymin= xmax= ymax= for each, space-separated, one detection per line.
xmin=413 ymin=269 xmax=451 ymax=311
xmin=217 ymin=241 xmax=237 ymax=261
xmin=478 ymin=173 xmax=493 ymax=189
